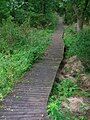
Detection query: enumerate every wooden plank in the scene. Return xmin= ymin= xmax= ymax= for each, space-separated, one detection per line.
xmin=0 ymin=20 xmax=64 ymax=120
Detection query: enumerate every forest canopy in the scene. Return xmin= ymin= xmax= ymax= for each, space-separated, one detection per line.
xmin=0 ymin=0 xmax=90 ymax=31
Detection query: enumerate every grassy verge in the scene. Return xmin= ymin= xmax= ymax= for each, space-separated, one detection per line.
xmin=47 ymin=25 xmax=90 ymax=120
xmin=0 ymin=18 xmax=53 ymax=101
xmin=47 ymin=78 xmax=89 ymax=120
xmin=64 ymin=25 xmax=90 ymax=71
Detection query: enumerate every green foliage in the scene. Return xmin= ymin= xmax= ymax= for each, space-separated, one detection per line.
xmin=0 ymin=0 xmax=58 ymax=102
xmin=76 ymin=28 xmax=90 ymax=71
xmin=47 ymin=79 xmax=87 ymax=120
xmin=64 ymin=26 xmax=77 ymax=58
xmin=56 ymin=0 xmax=90 ymax=25
xmin=29 ymin=12 xmax=58 ymax=29
xmin=48 ymin=99 xmax=72 ymax=120
xmin=0 ymin=0 xmax=57 ymax=28
xmin=52 ymin=79 xmax=78 ymax=98
xmin=47 ymin=78 xmax=88 ymax=120
xmin=56 ymin=0 xmax=75 ymax=24
xmin=0 ymin=0 xmax=10 ymax=22
xmin=0 ymin=18 xmax=52 ymax=100
xmin=56 ymin=79 xmax=78 ymax=97
xmin=64 ymin=26 xmax=90 ymax=71
xmin=8 ymin=0 xmax=28 ymax=24
xmin=0 ymin=0 xmax=27 ymax=24
xmin=27 ymin=0 xmax=57 ymax=28
xmin=0 ymin=17 xmax=23 ymax=53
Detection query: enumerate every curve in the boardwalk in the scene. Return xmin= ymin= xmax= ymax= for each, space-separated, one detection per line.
xmin=0 ymin=19 xmax=64 ymax=120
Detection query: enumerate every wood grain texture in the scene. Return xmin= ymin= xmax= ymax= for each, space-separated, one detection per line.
xmin=0 ymin=20 xmax=64 ymax=120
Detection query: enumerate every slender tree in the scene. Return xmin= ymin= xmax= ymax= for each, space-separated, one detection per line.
xmin=57 ymin=0 xmax=90 ymax=31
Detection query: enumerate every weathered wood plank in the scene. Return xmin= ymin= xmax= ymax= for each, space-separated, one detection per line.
xmin=0 ymin=20 xmax=64 ymax=120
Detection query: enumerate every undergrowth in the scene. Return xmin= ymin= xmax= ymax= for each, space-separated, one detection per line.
xmin=64 ymin=25 xmax=90 ymax=71
xmin=0 ymin=17 xmax=53 ymax=101
xmin=47 ymin=25 xmax=90 ymax=120
xmin=47 ymin=79 xmax=88 ymax=120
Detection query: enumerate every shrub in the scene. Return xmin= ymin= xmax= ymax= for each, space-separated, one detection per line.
xmin=64 ymin=26 xmax=77 ymax=58
xmin=64 ymin=26 xmax=90 ymax=71
xmin=52 ymin=79 xmax=78 ymax=98
xmin=11 ymin=8 xmax=27 ymax=25
xmin=0 ymin=0 xmax=10 ymax=23
xmin=0 ymin=17 xmax=23 ymax=53
xmin=0 ymin=0 xmax=26 ymax=24
xmin=0 ymin=18 xmax=52 ymax=100
xmin=47 ymin=79 xmax=88 ymax=120
xmin=30 ymin=12 xmax=58 ymax=29
xmin=76 ymin=28 xmax=90 ymax=71
xmin=57 ymin=79 xmax=78 ymax=97
xmin=47 ymin=99 xmax=72 ymax=120
xmin=47 ymin=79 xmax=81 ymax=120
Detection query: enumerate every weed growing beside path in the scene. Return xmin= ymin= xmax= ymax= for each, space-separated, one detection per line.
xmin=0 ymin=19 xmax=53 ymax=101
xmin=47 ymin=75 xmax=89 ymax=120
xmin=64 ymin=26 xmax=90 ymax=71
xmin=47 ymin=25 xmax=90 ymax=120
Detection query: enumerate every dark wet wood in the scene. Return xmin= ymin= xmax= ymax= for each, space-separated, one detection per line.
xmin=0 ymin=19 xmax=64 ymax=120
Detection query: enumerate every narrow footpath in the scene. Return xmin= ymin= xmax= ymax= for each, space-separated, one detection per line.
xmin=0 ymin=19 xmax=64 ymax=120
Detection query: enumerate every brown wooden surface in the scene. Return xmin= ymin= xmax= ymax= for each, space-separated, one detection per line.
xmin=0 ymin=20 xmax=64 ymax=120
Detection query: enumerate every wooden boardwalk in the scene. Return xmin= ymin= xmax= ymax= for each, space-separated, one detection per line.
xmin=0 ymin=20 xmax=64 ymax=120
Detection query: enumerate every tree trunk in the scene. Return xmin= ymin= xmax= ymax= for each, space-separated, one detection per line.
xmin=73 ymin=0 xmax=89 ymax=32
xmin=77 ymin=17 xmax=84 ymax=32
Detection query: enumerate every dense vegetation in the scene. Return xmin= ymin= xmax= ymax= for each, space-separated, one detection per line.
xmin=0 ymin=0 xmax=58 ymax=100
xmin=0 ymin=21 xmax=52 ymax=100
xmin=47 ymin=78 xmax=89 ymax=120
xmin=56 ymin=0 xmax=90 ymax=31
xmin=48 ymin=25 xmax=90 ymax=119
xmin=64 ymin=26 xmax=90 ymax=71
xmin=0 ymin=0 xmax=57 ymax=28
xmin=47 ymin=0 xmax=90 ymax=120
xmin=0 ymin=0 xmax=90 ymax=119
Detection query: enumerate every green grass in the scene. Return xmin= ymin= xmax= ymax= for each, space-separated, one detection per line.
xmin=47 ymin=79 xmax=88 ymax=120
xmin=0 ymin=19 xmax=53 ymax=101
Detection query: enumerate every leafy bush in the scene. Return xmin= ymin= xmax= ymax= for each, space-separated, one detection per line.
xmin=30 ymin=12 xmax=58 ymax=29
xmin=45 ymin=13 xmax=58 ymax=29
xmin=0 ymin=18 xmax=52 ymax=100
xmin=47 ymin=79 xmax=87 ymax=120
xmin=64 ymin=26 xmax=90 ymax=71
xmin=0 ymin=0 xmax=10 ymax=23
xmin=76 ymin=28 xmax=90 ymax=71
xmin=56 ymin=79 xmax=78 ymax=97
xmin=0 ymin=0 xmax=27 ymax=24
xmin=0 ymin=0 xmax=58 ymax=28
xmin=64 ymin=11 xmax=76 ymax=25
xmin=48 ymin=98 xmax=87 ymax=120
xmin=8 ymin=0 xmax=27 ymax=25
xmin=47 ymin=79 xmax=86 ymax=120
xmin=11 ymin=8 xmax=27 ymax=25
xmin=52 ymin=79 xmax=78 ymax=98
xmin=64 ymin=26 xmax=77 ymax=58
xmin=0 ymin=17 xmax=23 ymax=53
xmin=48 ymin=99 xmax=72 ymax=120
